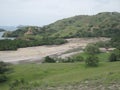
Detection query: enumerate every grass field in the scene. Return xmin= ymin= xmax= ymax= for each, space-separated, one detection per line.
xmin=72 ymin=52 xmax=111 ymax=61
xmin=0 ymin=53 xmax=120 ymax=90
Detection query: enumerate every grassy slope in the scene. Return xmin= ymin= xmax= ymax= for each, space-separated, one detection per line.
xmin=73 ymin=52 xmax=111 ymax=62
xmin=0 ymin=53 xmax=120 ymax=90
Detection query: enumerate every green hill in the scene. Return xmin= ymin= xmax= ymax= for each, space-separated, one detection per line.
xmin=3 ymin=12 xmax=120 ymax=38
xmin=42 ymin=12 xmax=120 ymax=38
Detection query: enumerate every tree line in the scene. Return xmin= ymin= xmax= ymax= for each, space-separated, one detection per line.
xmin=0 ymin=38 xmax=67 ymax=51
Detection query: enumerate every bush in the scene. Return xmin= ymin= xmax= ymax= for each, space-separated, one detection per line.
xmin=95 ymin=41 xmax=110 ymax=48
xmin=109 ymin=53 xmax=117 ymax=62
xmin=85 ymin=44 xmax=100 ymax=55
xmin=62 ymin=57 xmax=74 ymax=63
xmin=44 ymin=56 xmax=84 ymax=63
xmin=109 ymin=49 xmax=120 ymax=62
xmin=9 ymin=79 xmax=29 ymax=90
xmin=0 ymin=61 xmax=12 ymax=83
xmin=44 ymin=56 xmax=56 ymax=63
xmin=0 ymin=61 xmax=10 ymax=74
xmin=0 ymin=74 xmax=7 ymax=82
xmin=85 ymin=55 xmax=99 ymax=67
xmin=73 ymin=56 xmax=84 ymax=62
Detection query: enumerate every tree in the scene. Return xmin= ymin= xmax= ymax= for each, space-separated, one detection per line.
xmin=110 ymin=30 xmax=120 ymax=49
xmin=85 ymin=44 xmax=100 ymax=55
xmin=0 ymin=61 xmax=9 ymax=74
xmin=0 ymin=74 xmax=7 ymax=83
xmin=85 ymin=55 xmax=99 ymax=67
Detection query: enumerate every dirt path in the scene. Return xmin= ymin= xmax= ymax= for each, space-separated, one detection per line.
xmin=0 ymin=37 xmax=110 ymax=63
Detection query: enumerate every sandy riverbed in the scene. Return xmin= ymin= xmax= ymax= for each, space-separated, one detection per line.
xmin=0 ymin=37 xmax=110 ymax=63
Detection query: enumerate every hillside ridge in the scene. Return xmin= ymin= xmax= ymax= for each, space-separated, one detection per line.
xmin=3 ymin=12 xmax=120 ymax=38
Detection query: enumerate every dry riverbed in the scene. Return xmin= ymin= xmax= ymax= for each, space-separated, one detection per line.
xmin=0 ymin=37 xmax=110 ymax=64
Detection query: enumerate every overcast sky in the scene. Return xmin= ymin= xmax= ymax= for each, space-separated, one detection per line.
xmin=0 ymin=0 xmax=120 ymax=26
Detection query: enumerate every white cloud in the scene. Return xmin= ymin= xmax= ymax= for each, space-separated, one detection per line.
xmin=0 ymin=0 xmax=120 ymax=26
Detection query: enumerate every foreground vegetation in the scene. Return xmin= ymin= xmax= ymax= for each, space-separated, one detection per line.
xmin=1 ymin=62 xmax=120 ymax=90
xmin=0 ymin=52 xmax=120 ymax=90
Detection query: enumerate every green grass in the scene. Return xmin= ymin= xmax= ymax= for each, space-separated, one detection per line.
xmin=0 ymin=60 xmax=120 ymax=90
xmin=0 ymin=52 xmax=119 ymax=90
xmin=97 ymin=52 xmax=111 ymax=62
xmin=72 ymin=52 xmax=89 ymax=59
xmin=72 ymin=52 xmax=110 ymax=62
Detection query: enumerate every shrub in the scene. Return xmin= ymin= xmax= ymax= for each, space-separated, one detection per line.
xmin=73 ymin=56 xmax=84 ymax=62
xmin=0 ymin=74 xmax=7 ymax=82
xmin=109 ymin=53 xmax=117 ymax=62
xmin=63 ymin=57 xmax=74 ymax=63
xmin=85 ymin=55 xmax=99 ymax=67
xmin=9 ymin=79 xmax=29 ymax=90
xmin=0 ymin=61 xmax=9 ymax=74
xmin=44 ymin=56 xmax=56 ymax=63
xmin=109 ymin=49 xmax=120 ymax=62
xmin=85 ymin=44 xmax=100 ymax=55
xmin=0 ymin=61 xmax=12 ymax=83
xmin=95 ymin=41 xmax=110 ymax=48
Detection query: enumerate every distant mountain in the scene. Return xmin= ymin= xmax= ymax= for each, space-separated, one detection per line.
xmin=2 ymin=26 xmax=41 ymax=37
xmin=0 ymin=26 xmax=17 ymax=31
xmin=3 ymin=12 xmax=120 ymax=38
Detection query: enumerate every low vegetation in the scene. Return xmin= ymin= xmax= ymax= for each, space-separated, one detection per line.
xmin=0 ymin=62 xmax=12 ymax=83
xmin=109 ymin=49 xmax=120 ymax=62
xmin=85 ymin=55 xmax=99 ymax=67
xmin=44 ymin=56 xmax=56 ymax=63
xmin=0 ymin=60 xmax=119 ymax=90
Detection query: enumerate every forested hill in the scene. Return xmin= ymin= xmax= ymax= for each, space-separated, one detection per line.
xmin=3 ymin=12 xmax=120 ymax=38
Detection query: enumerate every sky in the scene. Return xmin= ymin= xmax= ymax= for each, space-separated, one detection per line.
xmin=0 ymin=0 xmax=120 ymax=26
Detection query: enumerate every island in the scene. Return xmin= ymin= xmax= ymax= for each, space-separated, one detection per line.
xmin=0 ymin=28 xmax=6 ymax=32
